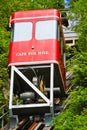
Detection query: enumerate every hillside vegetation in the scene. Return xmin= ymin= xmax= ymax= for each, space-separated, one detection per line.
xmin=53 ymin=0 xmax=87 ymax=129
xmin=0 ymin=0 xmax=87 ymax=129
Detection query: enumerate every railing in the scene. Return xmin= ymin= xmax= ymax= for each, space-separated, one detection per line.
xmin=0 ymin=104 xmax=9 ymax=129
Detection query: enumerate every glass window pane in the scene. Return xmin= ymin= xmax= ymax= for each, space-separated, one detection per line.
xmin=12 ymin=22 xmax=32 ymax=41
xmin=35 ymin=20 xmax=58 ymax=40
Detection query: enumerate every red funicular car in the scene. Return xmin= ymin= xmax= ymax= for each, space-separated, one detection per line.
xmin=8 ymin=9 xmax=66 ymax=128
xmin=9 ymin=9 xmax=64 ymax=66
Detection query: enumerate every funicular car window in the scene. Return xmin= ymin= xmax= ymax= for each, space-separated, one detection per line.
xmin=11 ymin=22 xmax=32 ymax=41
xmin=35 ymin=20 xmax=58 ymax=40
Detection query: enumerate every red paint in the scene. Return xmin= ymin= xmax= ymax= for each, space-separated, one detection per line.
xmin=8 ymin=39 xmax=61 ymax=65
xmin=11 ymin=9 xmax=60 ymax=23
xmin=8 ymin=9 xmax=61 ymax=66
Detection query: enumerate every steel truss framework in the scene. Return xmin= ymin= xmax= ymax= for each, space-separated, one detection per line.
xmin=9 ymin=64 xmax=55 ymax=117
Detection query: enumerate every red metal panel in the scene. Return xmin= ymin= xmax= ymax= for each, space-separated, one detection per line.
xmin=8 ymin=9 xmax=61 ymax=66
xmin=11 ymin=9 xmax=60 ymax=23
xmin=8 ymin=40 xmax=61 ymax=66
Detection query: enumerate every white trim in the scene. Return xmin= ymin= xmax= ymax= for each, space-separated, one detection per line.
xmin=9 ymin=66 xmax=14 ymax=109
xmin=12 ymin=103 xmax=50 ymax=108
xmin=8 ymin=60 xmax=59 ymax=67
xmin=50 ymin=64 xmax=54 ymax=107
xmin=11 ymin=16 xmax=59 ymax=22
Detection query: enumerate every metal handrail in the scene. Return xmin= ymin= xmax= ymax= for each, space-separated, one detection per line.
xmin=0 ymin=104 xmax=9 ymax=129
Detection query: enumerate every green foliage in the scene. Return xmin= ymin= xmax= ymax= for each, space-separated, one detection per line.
xmin=53 ymin=0 xmax=87 ymax=128
xmin=54 ymin=50 xmax=87 ymax=129
xmin=70 ymin=0 xmax=87 ymax=51
xmin=30 ymin=0 xmax=64 ymax=9
xmin=72 ymin=52 xmax=87 ymax=87
xmin=0 ymin=92 xmax=5 ymax=105
xmin=53 ymin=87 xmax=87 ymax=130
xmin=53 ymin=111 xmax=87 ymax=130
xmin=68 ymin=87 xmax=87 ymax=114
xmin=53 ymin=111 xmax=75 ymax=130
xmin=66 ymin=45 xmax=77 ymax=60
xmin=0 ymin=68 xmax=8 ymax=88
xmin=0 ymin=0 xmax=87 ymax=129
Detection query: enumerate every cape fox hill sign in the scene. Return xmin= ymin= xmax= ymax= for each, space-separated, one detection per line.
xmin=16 ymin=51 xmax=49 ymax=56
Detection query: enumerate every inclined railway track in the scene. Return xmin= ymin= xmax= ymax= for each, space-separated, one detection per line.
xmin=2 ymin=72 xmax=73 ymax=130
xmin=12 ymin=119 xmax=53 ymax=130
